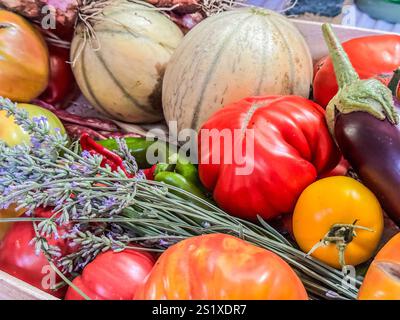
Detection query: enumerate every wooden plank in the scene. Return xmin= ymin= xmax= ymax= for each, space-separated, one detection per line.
xmin=0 ymin=270 xmax=58 ymax=300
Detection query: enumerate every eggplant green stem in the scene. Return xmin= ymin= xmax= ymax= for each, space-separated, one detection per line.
xmin=321 ymin=24 xmax=359 ymax=88
xmin=322 ymin=23 xmax=399 ymax=134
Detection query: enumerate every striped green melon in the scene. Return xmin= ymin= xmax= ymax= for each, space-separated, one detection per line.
xmin=71 ymin=1 xmax=183 ymax=123
xmin=162 ymin=8 xmax=313 ymax=132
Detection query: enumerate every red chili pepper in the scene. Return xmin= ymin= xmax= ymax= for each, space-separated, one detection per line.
xmin=142 ymin=165 xmax=157 ymax=180
xmin=80 ymin=133 xmax=132 ymax=177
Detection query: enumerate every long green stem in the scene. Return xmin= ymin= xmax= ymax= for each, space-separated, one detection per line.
xmin=321 ymin=24 xmax=359 ymax=88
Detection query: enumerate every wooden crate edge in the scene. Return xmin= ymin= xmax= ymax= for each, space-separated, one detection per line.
xmin=0 ymin=270 xmax=59 ymax=300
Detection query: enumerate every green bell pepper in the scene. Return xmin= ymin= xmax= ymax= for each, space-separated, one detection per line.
xmin=154 ymin=157 xmax=210 ymax=206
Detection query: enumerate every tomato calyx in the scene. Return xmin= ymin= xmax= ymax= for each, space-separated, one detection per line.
xmin=307 ymin=220 xmax=374 ymax=267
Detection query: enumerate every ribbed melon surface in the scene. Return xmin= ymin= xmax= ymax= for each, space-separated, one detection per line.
xmin=162 ymin=8 xmax=313 ymax=132
xmin=71 ymin=2 xmax=183 ymax=123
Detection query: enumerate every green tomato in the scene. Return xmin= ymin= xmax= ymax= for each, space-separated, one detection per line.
xmin=0 ymin=103 xmax=66 ymax=146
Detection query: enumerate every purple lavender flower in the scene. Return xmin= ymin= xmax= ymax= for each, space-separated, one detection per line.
xmin=77 ymin=194 xmax=86 ymax=205
xmin=102 ymin=197 xmax=117 ymax=209
xmin=2 ymin=186 xmax=13 ymax=196
xmin=81 ymin=150 xmax=91 ymax=158
xmin=32 ymin=117 xmax=41 ymax=125
xmin=159 ymin=239 xmax=170 ymax=247
xmin=30 ymin=136 xmax=42 ymax=149
xmin=55 ymin=199 xmax=65 ymax=207
xmin=32 ymin=116 xmax=48 ymax=125
xmin=135 ymin=170 xmax=146 ymax=180
xmin=71 ymin=181 xmax=79 ymax=188
xmin=71 ymin=224 xmax=81 ymax=234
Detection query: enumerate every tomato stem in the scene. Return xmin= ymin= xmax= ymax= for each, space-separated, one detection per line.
xmin=307 ymin=221 xmax=374 ymax=268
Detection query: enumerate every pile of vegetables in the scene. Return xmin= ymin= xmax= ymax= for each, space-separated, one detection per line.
xmin=0 ymin=1 xmax=399 ymax=301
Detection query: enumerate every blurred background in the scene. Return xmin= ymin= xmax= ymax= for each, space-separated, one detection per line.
xmin=250 ymin=0 xmax=400 ymax=33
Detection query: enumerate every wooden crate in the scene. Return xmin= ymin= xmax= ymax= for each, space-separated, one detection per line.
xmin=0 ymin=19 xmax=396 ymax=300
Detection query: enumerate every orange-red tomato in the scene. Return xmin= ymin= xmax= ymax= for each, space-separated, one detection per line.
xmin=358 ymin=233 xmax=400 ymax=300
xmin=135 ymin=234 xmax=308 ymax=300
xmin=0 ymin=10 xmax=49 ymax=102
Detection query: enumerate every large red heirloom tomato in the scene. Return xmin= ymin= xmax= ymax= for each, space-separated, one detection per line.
xmin=135 ymin=234 xmax=308 ymax=300
xmin=198 ymin=96 xmax=340 ymax=221
xmin=65 ymin=249 xmax=155 ymax=300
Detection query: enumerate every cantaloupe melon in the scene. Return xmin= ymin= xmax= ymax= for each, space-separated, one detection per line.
xmin=71 ymin=1 xmax=184 ymax=124
xmin=162 ymin=8 xmax=313 ymax=132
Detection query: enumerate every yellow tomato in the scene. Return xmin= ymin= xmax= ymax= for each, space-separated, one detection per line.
xmin=292 ymin=176 xmax=384 ymax=269
xmin=0 ymin=103 xmax=65 ymax=147
xmin=0 ymin=204 xmax=26 ymax=240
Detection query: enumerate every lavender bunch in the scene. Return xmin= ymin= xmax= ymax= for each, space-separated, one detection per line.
xmin=0 ymin=98 xmax=141 ymax=221
xmin=0 ymin=97 xmax=143 ymax=271
xmin=0 ymin=97 xmax=362 ymax=300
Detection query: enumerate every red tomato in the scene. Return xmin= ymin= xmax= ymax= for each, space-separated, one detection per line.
xmin=0 ymin=207 xmax=74 ymax=298
xmin=198 ymin=96 xmax=340 ymax=221
xmin=314 ymin=35 xmax=400 ymax=107
xmin=135 ymin=234 xmax=308 ymax=300
xmin=39 ymin=44 xmax=76 ymax=108
xmin=65 ymin=249 xmax=155 ymax=300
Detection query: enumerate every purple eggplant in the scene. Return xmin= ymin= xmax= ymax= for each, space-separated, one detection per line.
xmin=322 ymin=24 xmax=400 ymax=225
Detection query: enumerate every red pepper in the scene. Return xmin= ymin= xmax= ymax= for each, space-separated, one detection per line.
xmin=313 ymin=34 xmax=400 ymax=107
xmin=80 ymin=133 xmax=132 ymax=177
xmin=39 ymin=44 xmax=77 ymax=108
xmin=142 ymin=165 xmax=157 ymax=180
